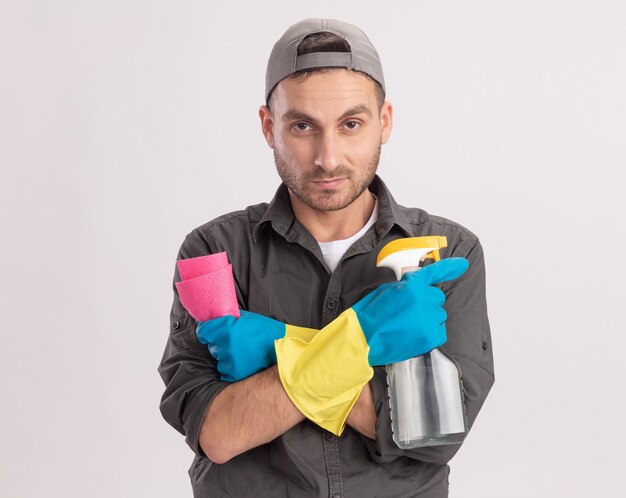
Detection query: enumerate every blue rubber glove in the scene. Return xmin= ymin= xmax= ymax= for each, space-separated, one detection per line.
xmin=196 ymin=311 xmax=317 ymax=382
xmin=352 ymin=257 xmax=469 ymax=366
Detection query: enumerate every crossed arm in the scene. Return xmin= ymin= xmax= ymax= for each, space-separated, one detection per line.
xmin=199 ymin=365 xmax=375 ymax=464
xmin=160 ymin=238 xmax=494 ymax=467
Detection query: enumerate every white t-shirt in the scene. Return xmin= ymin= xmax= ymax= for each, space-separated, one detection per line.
xmin=318 ymin=196 xmax=379 ymax=273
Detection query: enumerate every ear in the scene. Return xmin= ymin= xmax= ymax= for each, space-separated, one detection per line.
xmin=379 ymin=101 xmax=393 ymax=145
xmin=259 ymin=105 xmax=275 ymax=148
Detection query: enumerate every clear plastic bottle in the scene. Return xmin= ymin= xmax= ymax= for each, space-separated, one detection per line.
xmin=386 ymin=349 xmax=466 ymax=448
xmin=376 ymin=236 xmax=468 ymax=449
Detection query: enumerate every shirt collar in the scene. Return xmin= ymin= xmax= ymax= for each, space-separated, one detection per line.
xmin=252 ymin=175 xmax=413 ymax=243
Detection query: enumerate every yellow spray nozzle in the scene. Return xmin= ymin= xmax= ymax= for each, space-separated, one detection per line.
xmin=376 ymin=236 xmax=448 ymax=280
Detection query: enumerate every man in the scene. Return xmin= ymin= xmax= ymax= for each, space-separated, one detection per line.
xmin=159 ymin=18 xmax=494 ymax=497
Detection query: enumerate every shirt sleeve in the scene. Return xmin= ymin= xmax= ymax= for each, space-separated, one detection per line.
xmin=365 ymin=238 xmax=495 ymax=465
xmin=157 ymin=230 xmax=232 ymax=457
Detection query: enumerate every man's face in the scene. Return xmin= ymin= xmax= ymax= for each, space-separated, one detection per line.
xmin=260 ymin=69 xmax=392 ymax=212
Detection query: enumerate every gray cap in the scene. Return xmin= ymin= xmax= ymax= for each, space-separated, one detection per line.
xmin=265 ymin=18 xmax=385 ymax=104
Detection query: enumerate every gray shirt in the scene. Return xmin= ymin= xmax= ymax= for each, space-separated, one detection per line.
xmin=158 ymin=175 xmax=495 ymax=497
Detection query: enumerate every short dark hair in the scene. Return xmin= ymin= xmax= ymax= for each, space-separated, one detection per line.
xmin=267 ymin=31 xmax=386 ymax=112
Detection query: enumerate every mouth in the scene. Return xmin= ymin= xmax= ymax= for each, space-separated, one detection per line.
xmin=311 ymin=178 xmax=346 ymax=189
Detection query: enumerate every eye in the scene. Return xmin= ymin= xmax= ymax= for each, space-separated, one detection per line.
xmin=344 ymin=121 xmax=361 ymax=130
xmin=292 ymin=122 xmax=312 ymax=132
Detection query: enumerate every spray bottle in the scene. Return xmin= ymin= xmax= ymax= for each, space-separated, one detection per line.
xmin=377 ymin=236 xmax=467 ymax=449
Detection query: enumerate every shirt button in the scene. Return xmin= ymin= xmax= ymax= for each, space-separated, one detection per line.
xmin=326 ymin=300 xmax=335 ymax=310
xmin=326 ymin=434 xmax=336 ymax=441
xmin=173 ymin=321 xmax=180 ymax=330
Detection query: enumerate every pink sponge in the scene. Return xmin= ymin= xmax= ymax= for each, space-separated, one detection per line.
xmin=175 ymin=253 xmax=240 ymax=322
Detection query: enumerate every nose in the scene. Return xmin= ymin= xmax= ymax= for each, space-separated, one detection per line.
xmin=314 ymin=131 xmax=340 ymax=172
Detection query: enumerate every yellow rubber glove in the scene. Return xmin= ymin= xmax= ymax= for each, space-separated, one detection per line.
xmin=275 ymin=308 xmax=372 ymax=435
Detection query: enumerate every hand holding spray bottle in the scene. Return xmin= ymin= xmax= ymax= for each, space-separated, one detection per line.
xmin=377 ymin=236 xmax=468 ymax=449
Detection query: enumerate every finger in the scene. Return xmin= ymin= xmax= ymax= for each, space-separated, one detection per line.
xmin=424 ymin=285 xmax=446 ymax=307
xmin=196 ymin=315 xmax=236 ymax=344
xmin=417 ymin=257 xmax=469 ymax=286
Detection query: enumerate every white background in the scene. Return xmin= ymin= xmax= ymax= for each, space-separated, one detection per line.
xmin=1 ymin=1 xmax=625 ymax=496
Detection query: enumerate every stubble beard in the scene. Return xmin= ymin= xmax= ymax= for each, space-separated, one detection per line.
xmin=273 ymin=145 xmax=381 ymax=212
